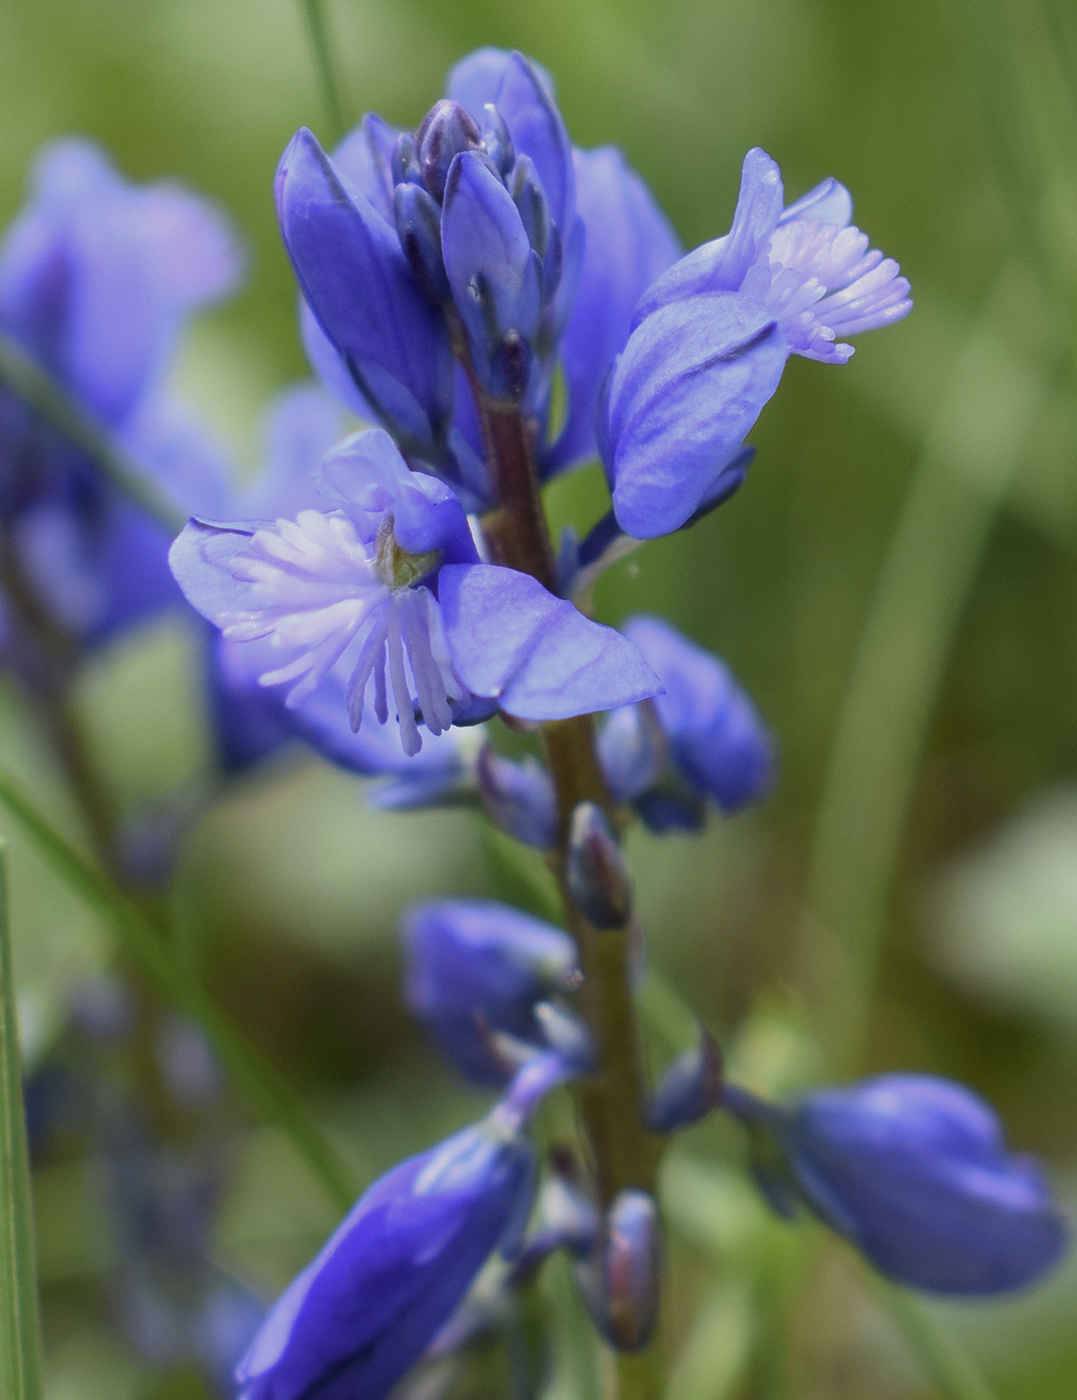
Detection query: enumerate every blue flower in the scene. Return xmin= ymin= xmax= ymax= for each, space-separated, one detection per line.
xmin=402 ymin=899 xmax=578 ymax=1084
xmin=0 ymin=138 xmax=241 ymax=651
xmin=725 ymin=1075 xmax=1069 ymax=1295
xmin=236 ymin=1055 xmax=569 ymax=1400
xmin=604 ymin=148 xmax=912 ymax=538
xmin=282 ymin=50 xmax=679 ymax=504
xmin=171 ymin=427 xmax=659 ymax=754
xmin=600 ymin=616 xmax=774 ymax=831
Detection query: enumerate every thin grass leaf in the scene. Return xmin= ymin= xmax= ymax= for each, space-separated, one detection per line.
xmin=0 ymin=329 xmax=184 ymax=535
xmin=875 ymin=1279 xmax=999 ymax=1400
xmin=0 ymin=845 xmax=44 ymax=1400
xmin=0 ymin=766 xmax=358 ymax=1213
xmin=298 ymin=0 xmax=349 ymax=142
xmin=802 ymin=265 xmax=1052 ymax=1069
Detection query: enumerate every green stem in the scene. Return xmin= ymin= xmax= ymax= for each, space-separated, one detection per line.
xmin=0 ymin=846 xmax=44 ymax=1400
xmin=873 ymin=1279 xmax=999 ymax=1400
xmin=0 ymin=330 xmax=184 ymax=535
xmin=0 ymin=765 xmax=358 ymax=1212
xmin=801 ymin=265 xmax=1050 ymax=1070
xmin=298 ymin=0 xmax=349 ymax=142
xmin=475 ymin=393 xmax=661 ymax=1396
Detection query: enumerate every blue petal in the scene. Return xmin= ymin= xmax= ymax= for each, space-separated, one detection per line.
xmin=168 ymin=518 xmax=259 ymax=625
xmin=314 ymin=428 xmax=477 ymax=562
xmin=276 ymin=129 xmax=454 ymax=453
xmin=402 ymin=898 xmax=576 ymax=1085
xmin=441 ymin=151 xmax=543 ymax=396
xmin=207 ymin=634 xmax=299 ymax=772
xmin=623 ymin=616 xmax=774 ymax=811
xmin=778 ymin=176 xmax=852 ymax=230
xmin=447 ymin=48 xmax=557 ymax=122
xmin=632 ymin=148 xmax=783 ymax=325
xmin=544 ymin=146 xmax=681 ymax=477
xmin=607 ymin=293 xmax=788 ymax=538
xmin=237 ymin=1124 xmax=535 ymax=1400
xmin=494 ymin=53 xmax=576 ymax=233
xmin=300 ymin=298 xmax=379 ymax=421
xmin=438 ymin=563 xmax=661 ymax=719
xmin=332 ymin=113 xmax=399 ymax=222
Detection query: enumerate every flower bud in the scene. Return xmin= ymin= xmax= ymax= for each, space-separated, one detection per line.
xmin=393 ymin=180 xmax=451 ymax=302
xmin=480 ymin=103 xmax=515 ymax=176
xmin=725 ymin=1075 xmax=1070 ymax=1295
xmin=578 ymin=1190 xmax=662 ymax=1352
xmin=566 ymin=802 xmax=631 ymax=929
xmin=416 ymin=99 xmax=483 ymax=202
xmin=476 ymin=744 xmax=557 ymax=849
xmin=401 ymin=899 xmax=578 ymax=1085
xmin=645 ymin=1028 xmax=723 ymax=1133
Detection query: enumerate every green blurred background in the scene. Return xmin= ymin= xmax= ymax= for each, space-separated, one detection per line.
xmin=2 ymin=0 xmax=1077 ymax=1396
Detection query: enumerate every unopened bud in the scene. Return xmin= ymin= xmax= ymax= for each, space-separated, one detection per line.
xmin=417 ymin=99 xmax=483 ymax=202
xmin=566 ymin=802 xmax=632 ymax=928
xmin=391 ymin=132 xmax=422 ymax=188
xmin=476 ymin=744 xmax=557 ymax=849
xmin=579 ymin=1190 xmax=662 ymax=1352
xmin=480 ymin=103 xmax=515 ymax=176
xmin=534 ymin=1001 xmax=594 ymax=1072
xmin=645 ymin=1028 xmax=723 ymax=1133
xmin=393 ymin=181 xmax=450 ymax=302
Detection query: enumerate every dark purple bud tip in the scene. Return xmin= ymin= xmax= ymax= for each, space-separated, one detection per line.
xmin=566 ymin=801 xmax=632 ymax=929
xmin=645 ymin=1028 xmax=723 ymax=1133
xmin=579 ymin=1189 xmax=663 ymax=1352
xmin=417 ymin=99 xmax=483 ymax=202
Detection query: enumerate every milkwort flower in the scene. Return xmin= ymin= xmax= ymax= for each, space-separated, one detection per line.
xmin=0 ymin=138 xmax=241 ymax=654
xmin=723 ymin=1075 xmax=1069 ymax=1295
xmin=604 ymin=148 xmax=912 ymax=538
xmin=236 ymin=1053 xmax=571 ymax=1400
xmin=171 ymin=426 xmax=659 ymax=755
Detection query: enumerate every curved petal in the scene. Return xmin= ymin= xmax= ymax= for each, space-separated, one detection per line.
xmin=544 ymin=146 xmax=681 ymax=477
xmin=607 ymin=292 xmax=788 ymax=538
xmin=439 ymin=563 xmax=661 ymax=719
xmin=276 ymin=128 xmax=454 ymax=453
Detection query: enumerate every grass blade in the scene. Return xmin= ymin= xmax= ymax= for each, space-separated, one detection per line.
xmin=0 ymin=330 xmax=184 ymax=535
xmin=0 ymin=845 xmax=44 ymax=1400
xmin=875 ymin=1279 xmax=999 ymax=1400
xmin=299 ymin=0 xmax=349 ymax=142
xmin=0 ymin=766 xmax=358 ymax=1213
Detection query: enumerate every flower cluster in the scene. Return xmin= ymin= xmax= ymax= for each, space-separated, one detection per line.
xmin=2 ymin=37 xmax=1067 ymax=1400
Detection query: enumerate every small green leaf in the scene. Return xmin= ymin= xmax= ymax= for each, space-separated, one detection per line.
xmin=0 ymin=844 xmax=45 ymax=1400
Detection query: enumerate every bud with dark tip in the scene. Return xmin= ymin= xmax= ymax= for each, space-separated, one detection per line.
xmin=566 ymin=801 xmax=632 ymax=929
xmin=578 ymin=1190 xmax=662 ymax=1352
xmin=417 ymin=99 xmax=483 ymax=202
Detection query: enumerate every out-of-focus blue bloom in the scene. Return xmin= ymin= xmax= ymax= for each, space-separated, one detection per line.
xmin=605 ymin=148 xmax=912 ymax=538
xmin=402 ymin=899 xmax=578 ymax=1085
xmin=725 ymin=1075 xmax=1069 ymax=1295
xmin=476 ymin=743 xmax=557 ymax=849
xmin=236 ymin=1055 xmax=569 ymax=1400
xmin=0 ymin=138 xmax=241 ymax=651
xmin=600 ymin=617 xmax=773 ymax=832
xmin=171 ymin=427 xmax=659 ymax=755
